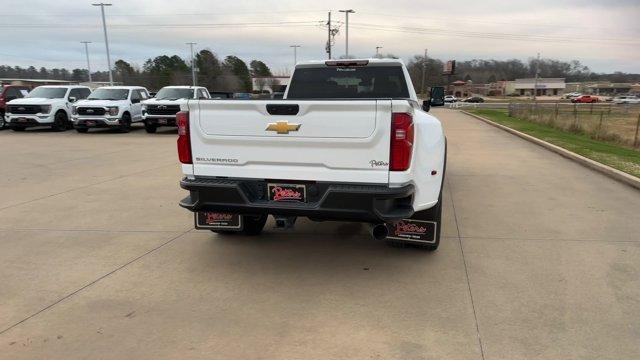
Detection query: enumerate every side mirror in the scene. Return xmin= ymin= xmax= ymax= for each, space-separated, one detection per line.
xmin=131 ymin=98 xmax=140 ymax=104
xmin=422 ymin=99 xmax=431 ymax=112
xmin=68 ymin=96 xmax=77 ymax=103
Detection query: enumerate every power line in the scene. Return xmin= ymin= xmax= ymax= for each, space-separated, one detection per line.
xmin=356 ymin=11 xmax=638 ymax=33
xmin=348 ymin=23 xmax=640 ymax=46
xmin=0 ymin=20 xmax=323 ymax=28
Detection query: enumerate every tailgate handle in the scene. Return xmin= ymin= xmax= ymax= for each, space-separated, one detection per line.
xmin=266 ymin=104 xmax=299 ymax=116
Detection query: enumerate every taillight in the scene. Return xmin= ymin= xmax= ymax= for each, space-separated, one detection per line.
xmin=177 ymin=111 xmax=192 ymax=164
xmin=390 ymin=112 xmax=414 ymax=171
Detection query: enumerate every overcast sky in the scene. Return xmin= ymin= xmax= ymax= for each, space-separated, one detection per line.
xmin=1 ymin=0 xmax=639 ymax=75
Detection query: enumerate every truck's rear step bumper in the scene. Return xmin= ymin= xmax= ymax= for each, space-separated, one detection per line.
xmin=179 ymin=178 xmax=414 ymax=223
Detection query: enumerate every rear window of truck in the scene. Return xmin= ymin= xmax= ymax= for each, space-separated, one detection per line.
xmin=287 ymin=66 xmax=410 ymax=99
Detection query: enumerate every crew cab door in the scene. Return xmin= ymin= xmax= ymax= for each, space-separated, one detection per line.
xmin=130 ymin=90 xmax=144 ymax=120
xmin=187 ymin=100 xmax=393 ymax=184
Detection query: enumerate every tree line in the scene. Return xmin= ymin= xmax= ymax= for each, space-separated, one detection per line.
xmin=0 ymin=49 xmax=274 ymax=92
xmin=404 ymin=56 xmax=640 ymax=90
xmin=1 ymin=51 xmax=639 ymax=92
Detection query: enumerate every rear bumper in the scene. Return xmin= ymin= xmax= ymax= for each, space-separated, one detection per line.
xmin=179 ymin=177 xmax=415 ymax=223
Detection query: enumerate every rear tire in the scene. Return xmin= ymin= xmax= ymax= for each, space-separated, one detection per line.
xmin=211 ymin=214 xmax=268 ymax=236
xmin=242 ymin=214 xmax=268 ymax=235
xmin=386 ymin=139 xmax=447 ymax=251
xmin=386 ymin=190 xmax=443 ymax=251
xmin=144 ymin=122 xmax=158 ymax=133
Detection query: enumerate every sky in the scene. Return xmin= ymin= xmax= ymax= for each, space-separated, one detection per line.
xmin=1 ymin=0 xmax=639 ymax=75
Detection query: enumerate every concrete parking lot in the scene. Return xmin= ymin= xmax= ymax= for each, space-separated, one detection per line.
xmin=0 ymin=109 xmax=639 ymax=360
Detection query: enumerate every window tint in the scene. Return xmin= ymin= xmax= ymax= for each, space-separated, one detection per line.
xmin=130 ymin=90 xmax=141 ymax=101
xmin=79 ymin=88 xmax=91 ymax=99
xmin=88 ymin=88 xmax=129 ymax=100
xmin=6 ymin=88 xmax=21 ymax=98
xmin=69 ymin=88 xmax=89 ymax=100
xmin=138 ymin=90 xmax=148 ymax=99
xmin=198 ymin=89 xmax=208 ymax=99
xmin=287 ymin=66 xmax=410 ymax=99
xmin=26 ymin=87 xmax=67 ymax=99
xmin=155 ymin=88 xmax=193 ymax=100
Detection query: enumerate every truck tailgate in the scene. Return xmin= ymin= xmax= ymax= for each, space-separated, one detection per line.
xmin=188 ymin=100 xmax=392 ymax=184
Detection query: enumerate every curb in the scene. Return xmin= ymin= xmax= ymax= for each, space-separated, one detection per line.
xmin=461 ymin=110 xmax=640 ymax=191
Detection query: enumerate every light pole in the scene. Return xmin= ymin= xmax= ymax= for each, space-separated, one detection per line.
xmin=81 ymin=41 xmax=92 ymax=83
xmin=375 ymin=46 xmax=383 ymax=57
xmin=339 ymin=9 xmax=355 ymax=58
xmin=92 ymin=3 xmax=113 ymax=85
xmin=290 ymin=45 xmax=301 ymax=67
xmin=420 ymin=49 xmax=428 ymax=97
xmin=533 ymin=52 xmax=540 ymax=100
xmin=187 ymin=42 xmax=197 ymax=86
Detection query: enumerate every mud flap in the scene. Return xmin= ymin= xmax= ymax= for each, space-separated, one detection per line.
xmin=195 ymin=212 xmax=243 ymax=231
xmin=386 ymin=219 xmax=437 ymax=244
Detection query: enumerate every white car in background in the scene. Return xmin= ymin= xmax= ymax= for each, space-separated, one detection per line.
xmin=141 ymin=86 xmax=210 ymax=133
xmin=72 ymin=86 xmax=150 ymax=133
xmin=5 ymin=85 xmax=91 ymax=131
xmin=612 ymin=95 xmax=640 ymax=104
xmin=444 ymin=95 xmax=457 ymax=103
xmin=564 ymin=92 xmax=582 ymax=99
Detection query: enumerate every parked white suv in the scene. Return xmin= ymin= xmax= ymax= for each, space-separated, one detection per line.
xmin=5 ymin=85 xmax=91 ymax=131
xmin=142 ymin=86 xmax=210 ymax=133
xmin=72 ymin=86 xmax=150 ymax=133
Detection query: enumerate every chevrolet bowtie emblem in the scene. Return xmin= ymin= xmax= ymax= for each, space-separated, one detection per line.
xmin=265 ymin=121 xmax=301 ymax=134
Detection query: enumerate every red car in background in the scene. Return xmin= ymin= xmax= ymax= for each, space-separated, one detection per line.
xmin=0 ymin=85 xmax=31 ymax=128
xmin=571 ymin=95 xmax=599 ymax=103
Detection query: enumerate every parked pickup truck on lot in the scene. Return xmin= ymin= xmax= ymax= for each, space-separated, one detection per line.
xmin=0 ymin=85 xmax=31 ymax=129
xmin=177 ymin=59 xmax=447 ymax=250
xmin=6 ymin=85 xmax=91 ymax=131
xmin=72 ymin=86 xmax=150 ymax=133
xmin=142 ymin=86 xmax=210 ymax=133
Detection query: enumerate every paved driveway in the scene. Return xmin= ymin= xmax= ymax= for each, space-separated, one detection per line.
xmin=0 ymin=111 xmax=638 ymax=359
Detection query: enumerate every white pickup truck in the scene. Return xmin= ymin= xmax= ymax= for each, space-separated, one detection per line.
xmin=178 ymin=59 xmax=447 ymax=250
xmin=72 ymin=86 xmax=150 ymax=133
xmin=142 ymin=86 xmax=211 ymax=133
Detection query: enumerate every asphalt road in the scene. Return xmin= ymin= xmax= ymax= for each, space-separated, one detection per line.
xmin=0 ymin=109 xmax=638 ymax=359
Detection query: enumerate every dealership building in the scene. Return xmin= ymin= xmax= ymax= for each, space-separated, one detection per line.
xmin=505 ymin=78 xmax=566 ymax=96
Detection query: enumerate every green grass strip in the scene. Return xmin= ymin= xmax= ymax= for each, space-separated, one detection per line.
xmin=468 ymin=109 xmax=640 ymax=178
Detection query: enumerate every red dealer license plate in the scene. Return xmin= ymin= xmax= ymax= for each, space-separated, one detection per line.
xmin=267 ymin=183 xmax=306 ymax=203
xmin=195 ymin=212 xmax=243 ymax=230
